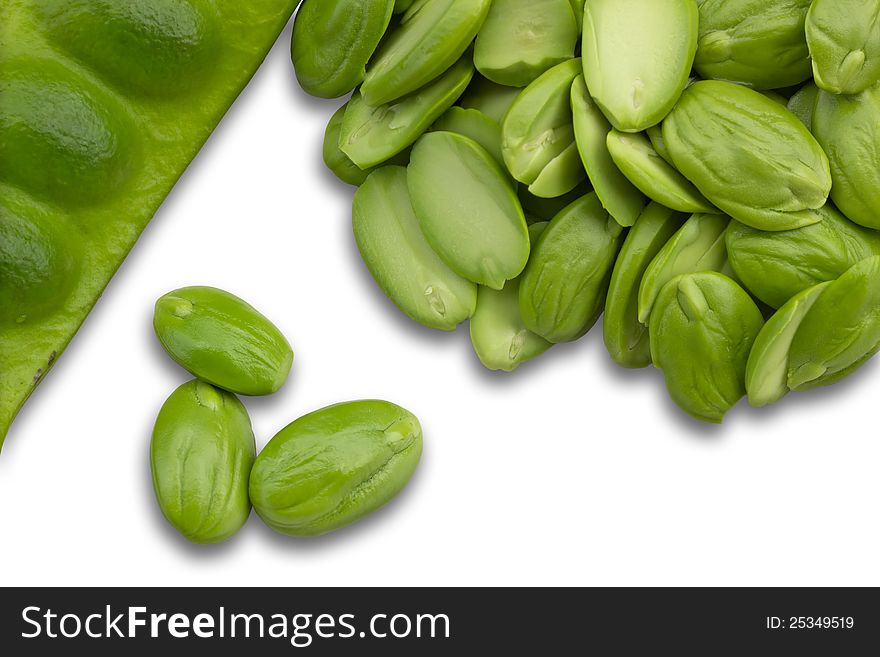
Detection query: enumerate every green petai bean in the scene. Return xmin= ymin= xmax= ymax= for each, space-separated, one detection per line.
xmin=249 ymin=400 xmax=423 ymax=537
xmin=353 ymin=166 xmax=478 ymax=330
xmin=151 ymin=380 xmax=255 ymax=544
xmin=407 ymin=131 xmax=530 ymax=290
xmin=154 ymin=286 xmax=293 ymax=397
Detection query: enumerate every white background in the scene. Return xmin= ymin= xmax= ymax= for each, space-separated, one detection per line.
xmin=2 ymin=22 xmax=879 ymax=587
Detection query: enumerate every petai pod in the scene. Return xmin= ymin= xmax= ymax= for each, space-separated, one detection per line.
xmin=407 ymin=131 xmax=530 ymax=289
xmin=638 ymin=213 xmax=730 ymax=324
xmin=361 ymin=0 xmax=491 ymax=106
xmin=474 ymin=0 xmax=578 ymax=88
xmin=291 ymin=0 xmax=395 ymax=98
xmin=726 ymin=204 xmax=880 ymax=309
xmin=663 ymin=80 xmax=831 ymax=231
xmin=806 ymin=0 xmax=880 ymax=96
xmin=604 ymin=203 xmax=687 ymax=368
xmin=353 ymin=166 xmax=477 ymax=330
xmin=154 ymin=286 xmax=293 ymax=396
xmin=501 ymin=58 xmax=585 ymax=198
xmin=469 ymin=222 xmax=552 ymax=372
xmin=812 ymin=84 xmax=880 ymax=231
xmin=519 ymin=192 xmax=625 ymax=343
xmin=745 ymin=282 xmax=831 ymax=408
xmin=571 ymin=74 xmax=646 ymax=228
xmin=340 ymin=55 xmax=473 ymax=169
xmin=650 ymin=272 xmax=765 ymax=423
xmin=787 ymin=256 xmax=880 ymax=391
xmin=151 ymin=380 xmax=255 ymax=544
xmin=582 ymin=0 xmax=699 ymax=132
xmin=249 ymin=400 xmax=423 ymax=537
xmin=605 ymin=129 xmax=718 ymax=214
xmin=694 ymin=0 xmax=812 ymax=90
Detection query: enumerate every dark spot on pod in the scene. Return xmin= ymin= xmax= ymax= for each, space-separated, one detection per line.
xmin=0 ymin=197 xmax=80 ymax=325
xmin=34 ymin=0 xmax=220 ymax=97
xmin=0 ymin=58 xmax=138 ymax=207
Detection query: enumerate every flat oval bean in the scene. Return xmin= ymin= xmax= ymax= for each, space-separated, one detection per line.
xmin=571 ymin=75 xmax=646 ymax=227
xmin=604 ymin=203 xmax=687 ymax=368
xmin=474 ymin=0 xmax=578 ymax=88
xmin=501 ymin=58 xmax=583 ymax=193
xmin=638 ymin=213 xmax=730 ymax=324
xmin=353 ymin=166 xmax=477 ymax=330
xmin=154 ymin=286 xmax=293 ymax=396
xmin=663 ymin=80 xmax=831 ymax=231
xmin=806 ymin=0 xmax=880 ymax=95
xmin=361 ymin=0 xmax=491 ymax=106
xmin=726 ymin=204 xmax=880 ymax=308
xmin=340 ymin=55 xmax=474 ymax=169
xmin=469 ymin=223 xmax=552 ymax=371
xmin=519 ymin=193 xmax=625 ymax=343
xmin=151 ymin=380 xmax=255 ymax=544
xmin=812 ymin=85 xmax=880 ymax=230
xmin=746 ymin=282 xmax=831 ymax=408
xmin=694 ymin=0 xmax=812 ymax=90
xmin=650 ymin=272 xmax=764 ymax=423
xmin=249 ymin=400 xmax=422 ymax=537
xmin=582 ymin=0 xmax=699 ymax=132
xmin=788 ymin=256 xmax=880 ymax=391
xmin=407 ymin=131 xmax=529 ymax=289
xmin=606 ymin=130 xmax=718 ymax=214
xmin=292 ymin=0 xmax=394 ymax=99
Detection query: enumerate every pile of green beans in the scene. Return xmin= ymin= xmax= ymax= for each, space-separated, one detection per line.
xmin=294 ymin=0 xmax=880 ymax=424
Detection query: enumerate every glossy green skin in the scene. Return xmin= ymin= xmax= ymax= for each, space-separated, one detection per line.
xmin=582 ymin=0 xmax=698 ymax=132
xmin=571 ymin=75 xmax=646 ymax=228
xmin=788 ymin=256 xmax=880 ymax=391
xmin=154 ymin=286 xmax=293 ymax=396
xmin=249 ymin=400 xmax=423 ymax=537
xmin=458 ymin=74 xmax=521 ymax=124
xmin=340 ymin=55 xmax=474 ymax=169
xmin=474 ymin=0 xmax=578 ymax=88
xmin=787 ymin=82 xmax=819 ymax=131
xmin=323 ymin=104 xmax=410 ymax=186
xmin=519 ymin=193 xmax=625 ymax=343
xmin=812 ymin=85 xmax=880 ymax=231
xmin=432 ymin=106 xmax=504 ymax=167
xmin=650 ymin=272 xmax=764 ymax=423
xmin=694 ymin=0 xmax=812 ymax=90
xmin=151 ymin=380 xmax=255 ymax=544
xmin=663 ymin=81 xmax=832 ymax=232
xmin=746 ymin=282 xmax=830 ymax=408
xmin=0 ymin=0 xmax=299 ymax=448
xmin=361 ymin=0 xmax=491 ymax=106
xmin=638 ymin=213 xmax=730 ymax=324
xmin=806 ymin=0 xmax=880 ymax=95
xmin=0 ymin=197 xmax=79 ymax=324
xmin=292 ymin=0 xmax=394 ymax=98
xmin=353 ymin=166 xmax=477 ymax=330
xmin=646 ymin=124 xmax=674 ymax=165
xmin=603 ymin=203 xmax=687 ymax=368
xmin=469 ymin=222 xmax=552 ymax=371
xmin=501 ymin=58 xmax=584 ymax=195
xmin=408 ymin=132 xmax=530 ymax=289
xmin=606 ymin=130 xmax=718 ymax=214
xmin=726 ymin=204 xmax=880 ymax=309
